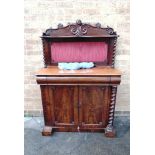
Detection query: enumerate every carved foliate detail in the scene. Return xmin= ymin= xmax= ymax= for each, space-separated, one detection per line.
xmin=70 ymin=20 xmax=88 ymax=37
xmin=58 ymin=23 xmax=63 ymax=28
xmin=106 ymin=26 xmax=116 ymax=35
xmin=96 ymin=23 xmax=101 ymax=28
xmin=43 ymin=20 xmax=118 ymax=37
xmin=108 ymin=86 xmax=117 ymax=126
xmin=76 ymin=19 xmax=82 ymax=25
xmin=45 ymin=29 xmax=52 ymax=36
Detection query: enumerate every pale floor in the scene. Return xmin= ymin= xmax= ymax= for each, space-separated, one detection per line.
xmin=24 ymin=116 xmax=130 ymax=155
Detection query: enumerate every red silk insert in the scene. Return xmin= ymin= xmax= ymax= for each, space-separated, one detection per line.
xmin=51 ymin=42 xmax=108 ymax=62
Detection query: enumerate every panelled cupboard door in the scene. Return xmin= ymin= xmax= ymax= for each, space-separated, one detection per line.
xmin=79 ymin=86 xmax=110 ymax=128
xmin=49 ymin=86 xmax=78 ymax=127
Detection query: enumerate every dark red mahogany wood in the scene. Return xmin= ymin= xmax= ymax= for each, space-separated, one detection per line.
xmin=36 ymin=20 xmax=121 ymax=137
xmin=41 ymin=19 xmax=119 ymax=67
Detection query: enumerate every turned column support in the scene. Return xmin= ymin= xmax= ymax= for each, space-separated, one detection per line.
xmin=111 ymin=37 xmax=117 ymax=67
xmin=105 ymin=86 xmax=117 ymax=138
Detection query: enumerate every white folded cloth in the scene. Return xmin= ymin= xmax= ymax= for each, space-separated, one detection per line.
xmin=58 ymin=62 xmax=94 ymax=70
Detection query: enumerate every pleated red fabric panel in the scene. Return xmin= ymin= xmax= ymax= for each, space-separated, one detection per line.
xmin=51 ymin=42 xmax=108 ymax=62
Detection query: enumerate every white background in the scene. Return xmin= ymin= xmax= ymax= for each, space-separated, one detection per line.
xmin=0 ymin=0 xmax=155 ymax=154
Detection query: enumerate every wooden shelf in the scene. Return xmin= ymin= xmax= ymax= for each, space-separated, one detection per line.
xmin=36 ymin=66 xmax=121 ymax=76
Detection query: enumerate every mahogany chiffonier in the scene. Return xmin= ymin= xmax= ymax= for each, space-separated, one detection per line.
xmin=36 ymin=20 xmax=121 ymax=138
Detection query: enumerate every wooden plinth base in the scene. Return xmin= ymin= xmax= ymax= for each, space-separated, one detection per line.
xmin=42 ymin=126 xmax=53 ymax=136
xmin=104 ymin=125 xmax=116 ymax=138
xmin=41 ymin=125 xmax=116 ymax=137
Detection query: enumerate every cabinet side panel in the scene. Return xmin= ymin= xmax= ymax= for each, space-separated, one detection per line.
xmin=40 ymin=85 xmax=52 ymax=126
xmin=48 ymin=86 xmax=55 ymax=125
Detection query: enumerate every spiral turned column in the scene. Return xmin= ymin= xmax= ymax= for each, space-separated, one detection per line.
xmin=108 ymin=86 xmax=117 ymax=126
xmin=105 ymin=86 xmax=117 ymax=137
xmin=112 ymin=37 xmax=117 ymax=68
xmin=41 ymin=38 xmax=46 ymax=68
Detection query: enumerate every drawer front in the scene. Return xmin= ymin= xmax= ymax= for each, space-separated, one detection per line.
xmin=37 ymin=76 xmax=111 ymax=84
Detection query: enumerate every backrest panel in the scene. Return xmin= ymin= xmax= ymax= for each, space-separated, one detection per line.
xmin=51 ymin=42 xmax=108 ymax=62
xmin=41 ymin=20 xmax=118 ymax=67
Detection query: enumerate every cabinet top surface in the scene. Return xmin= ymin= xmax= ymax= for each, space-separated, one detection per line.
xmin=36 ymin=66 xmax=121 ymax=76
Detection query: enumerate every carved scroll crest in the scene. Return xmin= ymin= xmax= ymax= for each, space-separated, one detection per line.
xmin=106 ymin=26 xmax=116 ymax=35
xmin=69 ymin=20 xmax=88 ymax=37
xmin=43 ymin=20 xmax=118 ymax=37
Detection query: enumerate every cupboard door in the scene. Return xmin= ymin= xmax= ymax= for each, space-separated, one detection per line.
xmin=79 ymin=86 xmax=110 ymax=128
xmin=49 ymin=86 xmax=78 ymax=127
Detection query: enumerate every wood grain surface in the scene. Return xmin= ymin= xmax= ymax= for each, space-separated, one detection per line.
xmin=36 ymin=66 xmax=121 ymax=76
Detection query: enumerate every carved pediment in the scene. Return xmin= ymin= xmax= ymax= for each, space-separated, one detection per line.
xmin=43 ymin=20 xmax=117 ymax=37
